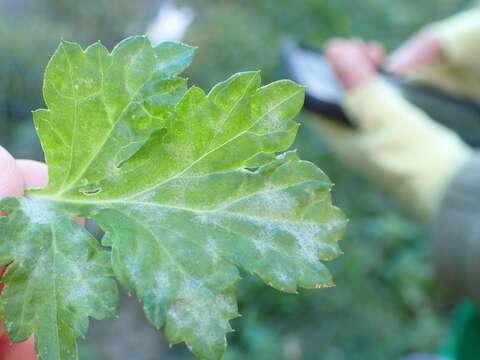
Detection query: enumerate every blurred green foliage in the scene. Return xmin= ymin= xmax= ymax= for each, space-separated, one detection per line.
xmin=179 ymin=0 xmax=470 ymax=87
xmin=0 ymin=0 xmax=472 ymax=359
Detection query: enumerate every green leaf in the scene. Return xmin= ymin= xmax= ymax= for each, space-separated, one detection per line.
xmin=0 ymin=36 xmax=346 ymax=360
xmin=34 ymin=37 xmax=193 ymax=195
xmin=0 ymin=197 xmax=117 ymax=360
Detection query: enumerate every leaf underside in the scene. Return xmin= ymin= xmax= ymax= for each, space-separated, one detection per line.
xmin=0 ymin=36 xmax=346 ymax=360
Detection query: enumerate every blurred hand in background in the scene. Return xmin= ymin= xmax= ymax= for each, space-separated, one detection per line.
xmin=317 ymin=33 xmax=472 ymax=219
xmin=325 ymin=39 xmax=384 ymax=90
xmin=388 ymin=7 xmax=480 ymax=101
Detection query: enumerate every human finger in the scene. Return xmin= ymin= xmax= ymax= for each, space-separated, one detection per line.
xmin=0 ymin=150 xmax=37 ymax=359
xmin=325 ymin=39 xmax=377 ymax=90
xmin=366 ymin=41 xmax=385 ymax=67
xmin=16 ymin=160 xmax=48 ymax=189
xmin=387 ymin=32 xmax=443 ymax=75
xmin=1 ymin=337 xmax=36 ymax=360
xmin=15 ymin=160 xmax=84 ymax=226
xmin=0 ymin=146 xmax=24 ymax=198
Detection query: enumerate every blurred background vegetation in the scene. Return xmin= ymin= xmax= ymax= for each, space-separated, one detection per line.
xmin=0 ymin=0 xmax=473 ymax=359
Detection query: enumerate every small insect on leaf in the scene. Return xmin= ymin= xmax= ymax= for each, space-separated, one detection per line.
xmin=0 ymin=36 xmax=346 ymax=360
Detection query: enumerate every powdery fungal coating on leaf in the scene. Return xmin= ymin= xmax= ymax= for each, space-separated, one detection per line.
xmin=0 ymin=198 xmax=117 ymax=360
xmin=0 ymin=36 xmax=346 ymax=360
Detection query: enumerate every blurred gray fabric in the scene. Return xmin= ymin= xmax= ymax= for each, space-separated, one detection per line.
xmin=432 ymin=153 xmax=480 ymax=305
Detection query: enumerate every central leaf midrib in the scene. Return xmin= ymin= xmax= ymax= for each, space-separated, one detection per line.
xmin=33 ymin=178 xmax=320 ymax=229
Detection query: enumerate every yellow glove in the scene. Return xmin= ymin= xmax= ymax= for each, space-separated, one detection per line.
xmin=431 ymin=7 xmax=480 ymax=73
xmin=314 ymin=78 xmax=473 ymax=220
xmin=389 ymin=7 xmax=480 ymax=102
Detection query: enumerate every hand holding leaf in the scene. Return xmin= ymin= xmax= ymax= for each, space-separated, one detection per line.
xmin=0 ymin=146 xmax=47 ymax=360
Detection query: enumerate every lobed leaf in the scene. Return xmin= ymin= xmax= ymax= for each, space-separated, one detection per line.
xmin=0 ymin=36 xmax=346 ymax=360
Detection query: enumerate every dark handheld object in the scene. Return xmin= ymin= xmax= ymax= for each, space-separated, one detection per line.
xmin=282 ymin=41 xmax=480 ymax=147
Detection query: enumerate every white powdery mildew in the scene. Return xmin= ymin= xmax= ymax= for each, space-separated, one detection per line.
xmin=253 ymin=229 xmax=278 ymax=256
xmin=133 ymin=191 xmax=157 ymax=204
xmin=69 ymin=228 xmax=86 ymax=245
xmin=253 ymin=240 xmax=272 ymax=256
xmin=273 ymin=268 xmax=291 ymax=285
xmin=19 ymin=199 xmax=54 ymax=225
xmin=282 ymin=219 xmax=343 ymax=263
xmin=243 ymin=190 xmax=298 ymax=215
xmin=276 ymin=222 xmax=326 ymax=264
xmin=125 ymin=258 xmax=142 ymax=282
xmin=264 ymin=103 xmax=284 ymax=132
xmin=205 ymin=237 xmax=220 ymax=263
xmin=166 ymin=278 xmax=206 ymax=332
xmin=195 ymin=212 xmax=221 ymax=227
xmin=138 ymin=207 xmax=170 ymax=227
xmin=65 ymin=284 xmax=90 ymax=306
xmin=195 ymin=212 xmax=209 ymax=224
xmin=63 ymin=251 xmax=95 ymax=305
xmin=11 ymin=243 xmax=31 ymax=262
xmin=166 ymin=177 xmax=193 ymax=205
xmin=166 ymin=276 xmax=233 ymax=346
xmin=153 ymin=272 xmax=171 ymax=303
xmin=36 ymin=252 xmax=51 ymax=271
